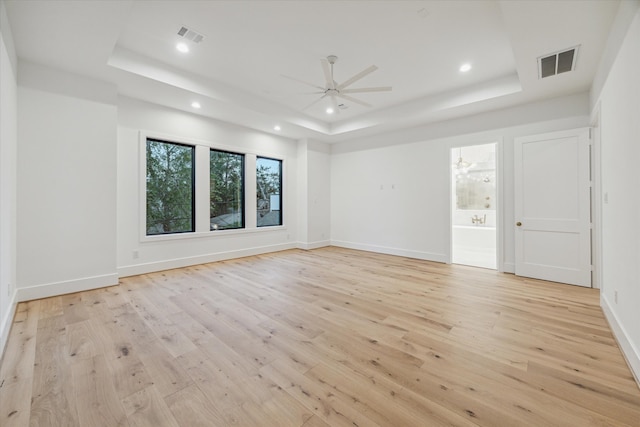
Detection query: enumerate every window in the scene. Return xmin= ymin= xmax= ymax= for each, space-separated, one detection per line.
xmin=210 ymin=149 xmax=245 ymax=230
xmin=256 ymin=157 xmax=282 ymax=227
xmin=146 ymin=139 xmax=195 ymax=235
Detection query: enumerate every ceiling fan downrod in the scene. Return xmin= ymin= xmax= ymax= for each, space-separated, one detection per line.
xmin=327 ymin=55 xmax=337 ymax=85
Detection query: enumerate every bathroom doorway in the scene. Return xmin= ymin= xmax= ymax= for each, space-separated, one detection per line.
xmin=451 ymin=143 xmax=497 ymax=269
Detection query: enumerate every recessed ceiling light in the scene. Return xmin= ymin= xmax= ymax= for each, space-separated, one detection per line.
xmin=326 ymin=107 xmax=334 ymax=114
xmin=460 ymin=63 xmax=472 ymax=72
xmin=191 ymin=102 xmax=201 ymax=109
xmin=176 ymin=43 xmax=189 ymax=53
xmin=274 ymin=125 xmax=281 ymax=131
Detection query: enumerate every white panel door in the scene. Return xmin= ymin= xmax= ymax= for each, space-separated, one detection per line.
xmin=514 ymin=129 xmax=591 ymax=287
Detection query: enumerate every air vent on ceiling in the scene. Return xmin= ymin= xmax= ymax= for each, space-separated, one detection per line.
xmin=177 ymin=26 xmax=205 ymax=43
xmin=538 ymin=46 xmax=579 ymax=79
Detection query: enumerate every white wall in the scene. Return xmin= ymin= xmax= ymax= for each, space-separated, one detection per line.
xmin=0 ymin=0 xmax=18 ymax=355
xmin=117 ymin=97 xmax=300 ymax=276
xmin=332 ymin=138 xmax=450 ymax=261
xmin=331 ymin=93 xmax=590 ymax=271
xmin=594 ymin=5 xmax=640 ymax=382
xmin=16 ymin=63 xmax=118 ymax=301
xmin=297 ymin=139 xmax=331 ymax=249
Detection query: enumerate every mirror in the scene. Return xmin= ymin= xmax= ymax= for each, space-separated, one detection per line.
xmin=455 ymin=169 xmax=495 ymax=210
xmin=452 ymin=143 xmax=496 ymax=210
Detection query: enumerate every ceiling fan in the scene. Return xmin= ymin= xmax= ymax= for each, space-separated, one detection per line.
xmin=283 ymin=55 xmax=392 ymax=112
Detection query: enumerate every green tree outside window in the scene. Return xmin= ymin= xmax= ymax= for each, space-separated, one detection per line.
xmin=210 ymin=150 xmax=244 ymax=230
xmin=146 ymin=139 xmax=194 ymax=235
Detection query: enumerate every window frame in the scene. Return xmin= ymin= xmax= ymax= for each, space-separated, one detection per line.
xmin=139 ymin=131 xmax=286 ymax=243
xmin=145 ymin=138 xmax=196 ymax=236
xmin=209 ymin=148 xmax=246 ymax=231
xmin=256 ymin=156 xmax=283 ymax=228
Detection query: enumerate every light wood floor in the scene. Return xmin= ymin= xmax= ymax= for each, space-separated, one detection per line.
xmin=1 ymin=247 xmax=639 ymax=426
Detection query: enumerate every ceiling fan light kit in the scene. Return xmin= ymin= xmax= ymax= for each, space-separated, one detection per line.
xmin=283 ymin=55 xmax=392 ymax=112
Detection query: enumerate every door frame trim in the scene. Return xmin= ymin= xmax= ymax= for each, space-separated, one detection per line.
xmin=590 ymin=104 xmax=602 ymax=290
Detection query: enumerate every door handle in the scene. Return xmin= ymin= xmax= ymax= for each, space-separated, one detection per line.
xmin=516 ymin=222 xmax=522 ymax=226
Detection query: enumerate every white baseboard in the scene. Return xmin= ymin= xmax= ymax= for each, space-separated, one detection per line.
xmin=118 ymin=242 xmax=297 ymax=277
xmin=502 ymin=262 xmax=515 ymax=273
xmin=601 ymin=293 xmax=640 ymax=387
xmin=331 ymin=240 xmax=447 ymax=263
xmin=15 ymin=273 xmax=119 ymax=302
xmin=0 ymin=289 xmax=18 ymax=362
xmin=297 ymin=240 xmax=331 ymax=250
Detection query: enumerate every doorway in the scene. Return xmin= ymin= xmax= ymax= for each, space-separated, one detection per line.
xmin=451 ymin=143 xmax=497 ymax=269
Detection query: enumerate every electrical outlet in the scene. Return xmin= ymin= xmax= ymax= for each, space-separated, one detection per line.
xmin=614 ymin=290 xmax=618 ymax=304
xmin=132 ymin=250 xmax=139 ymax=259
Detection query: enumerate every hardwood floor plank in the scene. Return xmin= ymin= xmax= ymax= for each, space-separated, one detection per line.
xmin=38 ymin=297 xmax=63 ymax=320
xmin=85 ymin=316 xmax=155 ymax=400
xmin=61 ymin=293 xmax=92 ymax=326
xmin=301 ymin=415 xmax=331 ymax=427
xmin=71 ymin=355 xmax=129 ymax=427
xmin=177 ymin=348 xmax=250 ymax=412
xmin=108 ymin=302 xmax=158 ymax=346
xmin=306 ymin=361 xmax=476 ymax=427
xmin=98 ymin=285 xmax=130 ymax=309
xmin=258 ymin=389 xmax=314 ymax=427
xmin=526 ymin=361 xmax=640 ymax=425
xmin=255 ymin=322 xmax=327 ymax=373
xmin=133 ymin=338 xmax=193 ymax=398
xmin=66 ymin=319 xmax=102 ymax=361
xmin=124 ymin=289 xmax=197 ymax=358
xmin=170 ymin=293 xmax=277 ymax=369
xmin=260 ymin=359 xmax=383 ymax=427
xmin=29 ymin=316 xmax=80 ymax=427
xmin=0 ymin=301 xmax=40 ymax=386
xmin=0 ymin=380 xmax=32 ymax=427
xmin=121 ymin=385 xmax=180 ymax=427
xmin=163 ymin=384 xmax=227 ymax=426
xmin=1 ymin=247 xmax=638 ymax=426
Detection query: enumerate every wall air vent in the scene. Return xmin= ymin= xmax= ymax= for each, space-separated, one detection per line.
xmin=538 ymin=46 xmax=579 ymax=78
xmin=177 ymin=26 xmax=205 ymax=43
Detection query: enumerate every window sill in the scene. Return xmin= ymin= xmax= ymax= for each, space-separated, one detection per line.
xmin=141 ymin=225 xmax=287 ymax=243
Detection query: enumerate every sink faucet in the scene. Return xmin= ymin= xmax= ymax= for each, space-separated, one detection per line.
xmin=471 ymin=214 xmax=486 ymax=225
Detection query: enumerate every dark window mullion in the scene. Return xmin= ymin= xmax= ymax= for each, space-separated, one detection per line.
xmin=146 ymin=138 xmax=195 ymax=235
xmin=210 ymin=148 xmax=245 ymax=230
xmin=256 ymin=156 xmax=283 ymax=227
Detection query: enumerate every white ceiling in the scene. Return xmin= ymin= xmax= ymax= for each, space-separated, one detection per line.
xmin=5 ymin=0 xmax=620 ymax=143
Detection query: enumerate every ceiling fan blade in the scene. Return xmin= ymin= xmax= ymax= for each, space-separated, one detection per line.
xmin=341 ymin=86 xmax=392 ymax=94
xmin=321 ymin=59 xmax=336 ymax=90
xmin=336 ymin=65 xmax=378 ymax=90
xmin=337 ymin=93 xmax=372 ymax=108
xmin=281 ymin=74 xmax=325 ymax=91
xmin=301 ymin=94 xmax=327 ymax=111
